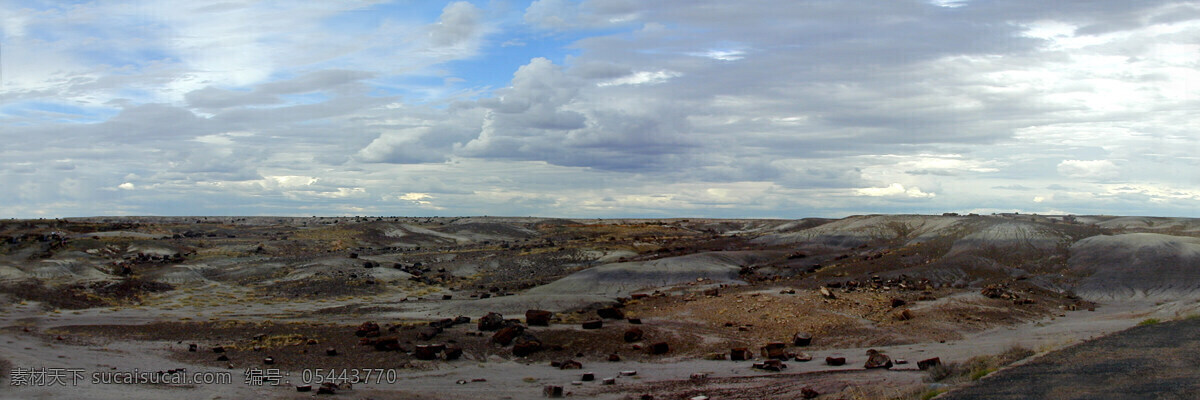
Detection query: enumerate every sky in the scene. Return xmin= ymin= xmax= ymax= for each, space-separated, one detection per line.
xmin=1 ymin=0 xmax=1199 ymax=219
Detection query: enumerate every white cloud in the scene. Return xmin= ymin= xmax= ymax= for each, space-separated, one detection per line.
xmin=856 ymin=183 xmax=935 ymax=198
xmin=596 ymin=70 xmax=681 ymax=87
xmin=1057 ymin=160 xmax=1119 ymax=180
xmin=117 ymin=182 xmax=136 ymax=190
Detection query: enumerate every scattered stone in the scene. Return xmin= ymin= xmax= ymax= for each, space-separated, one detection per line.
xmin=602 ymin=377 xmax=616 ymax=385
xmin=794 ymin=353 xmax=813 ymax=362
xmin=608 ymin=353 xmax=621 ymax=362
xmin=444 ymin=344 xmax=463 ymax=360
xmin=801 ymin=386 xmax=819 ymax=399
xmin=263 ymin=356 xmax=274 ymax=365
xmin=478 ymin=312 xmax=506 ymax=331
xmin=730 ymin=348 xmax=752 ymax=361
xmin=543 ymin=385 xmax=564 ymax=398
xmin=624 ymin=327 xmax=644 ymax=342
xmin=492 ymin=325 xmax=524 ymax=346
xmin=582 ymin=319 xmax=603 ymax=329
xmin=414 ymin=345 xmax=439 ymax=360
xmin=819 ymin=286 xmax=837 ymax=299
xmin=703 ymin=288 xmax=719 ymax=297
xmin=891 ymin=298 xmax=907 ymax=308
xmin=597 ymin=307 xmax=625 ymax=320
xmin=216 ymin=355 xmax=229 ymax=361
xmin=918 ymin=357 xmax=942 ymax=370
xmin=188 ymin=344 xmax=197 ymax=352
xmin=620 ymin=370 xmax=637 ymax=376
xmin=513 ymin=335 xmax=543 ymax=357
xmin=825 ymin=356 xmax=846 ymax=366
xmin=864 ymin=349 xmax=892 ymax=369
xmin=581 ymin=372 xmax=595 ymax=381
xmin=355 ymin=321 xmax=381 ymax=337
xmin=897 ymin=309 xmax=914 ymax=321
xmin=689 ymin=373 xmax=708 ymax=383
xmin=649 ymin=342 xmax=669 ymax=355
xmin=296 ymin=385 xmax=312 ymax=392
xmin=761 ymin=342 xmax=788 ymax=360
xmin=627 ymin=318 xmax=642 ymax=324
xmin=559 ymin=360 xmax=583 ymax=370
xmin=325 ymin=347 xmax=337 ymax=356
xmin=373 ymin=336 xmax=403 ymax=352
xmin=212 ymin=346 xmax=225 ymax=353
xmin=416 ymin=326 xmax=441 ymax=341
xmin=526 ymin=309 xmax=553 ymax=326
xmin=753 ymin=359 xmax=787 ymax=371
xmin=792 ymin=332 xmax=812 ymax=346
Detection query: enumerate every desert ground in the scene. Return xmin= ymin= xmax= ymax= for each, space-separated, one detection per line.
xmin=2 ymin=213 xmax=1199 ymax=399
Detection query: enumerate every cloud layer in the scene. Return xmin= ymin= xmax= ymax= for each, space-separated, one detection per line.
xmin=2 ymin=0 xmax=1199 ymax=218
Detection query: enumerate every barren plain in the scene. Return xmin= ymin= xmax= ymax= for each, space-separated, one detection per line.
xmin=2 ymin=213 xmax=1199 ymax=399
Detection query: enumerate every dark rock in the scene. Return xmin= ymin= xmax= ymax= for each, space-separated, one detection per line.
xmin=918 ymin=357 xmax=941 ymax=370
xmin=608 ymin=353 xmax=621 ymax=362
xmin=416 ymin=326 xmax=441 ymax=341
xmin=355 ymin=321 xmax=381 ymax=337
xmin=891 ymin=298 xmax=907 ymax=308
xmin=864 ymin=349 xmax=892 ymax=369
xmin=623 ymin=327 xmax=644 ymax=343
xmin=492 ymin=325 xmax=524 ymax=346
xmin=543 ymin=385 xmax=564 ymax=398
xmin=478 ymin=312 xmax=506 ymax=331
xmin=801 ymin=386 xmax=819 ymax=399
xmin=212 ymin=346 xmax=225 ymax=353
xmin=761 ymin=345 xmax=788 ymax=360
xmin=414 ymin=345 xmax=439 ymax=360
xmin=263 ymin=356 xmax=274 ymax=365
xmin=325 ymin=347 xmax=337 ymax=356
xmin=443 ymin=344 xmax=463 ymax=360
xmin=792 ymin=332 xmax=812 ymax=346
xmin=649 ymin=342 xmax=669 ymax=355
xmin=512 ymin=335 xmax=543 ymax=357
xmin=730 ymin=348 xmax=752 ymax=361
xmin=216 ymin=355 xmax=228 ymax=361
xmin=627 ymin=318 xmax=642 ymax=324
xmin=373 ymin=336 xmax=404 ymax=352
xmin=597 ymin=307 xmax=625 ymax=320
xmin=296 ymin=385 xmax=312 ymax=392
xmin=825 ymin=356 xmax=846 ymax=366
xmin=526 ymin=309 xmax=553 ymax=326
xmin=581 ymin=372 xmax=594 ymax=381
xmin=188 ymin=343 xmax=197 ymax=352
xmin=559 ymin=360 xmax=583 ymax=370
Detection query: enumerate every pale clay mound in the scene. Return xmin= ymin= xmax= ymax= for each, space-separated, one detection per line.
xmin=752 ymin=214 xmax=967 ymax=247
xmin=1069 ymin=233 xmax=1200 ymax=301
xmin=946 ymin=221 xmax=1066 ymax=256
xmin=525 ymin=251 xmax=769 ymax=297
xmin=1092 ymin=216 xmax=1200 ymax=233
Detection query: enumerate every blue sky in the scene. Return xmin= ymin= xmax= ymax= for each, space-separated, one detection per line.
xmin=2 ymin=0 xmax=1200 ymax=218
